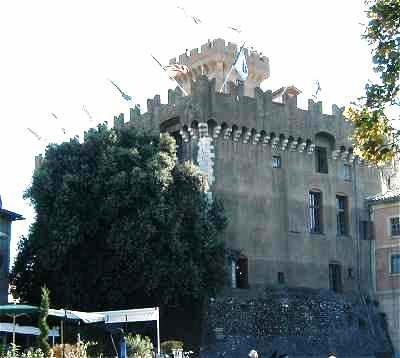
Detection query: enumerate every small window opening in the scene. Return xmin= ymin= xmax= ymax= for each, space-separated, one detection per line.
xmin=336 ymin=195 xmax=348 ymax=236
xmin=390 ymin=217 xmax=400 ymax=236
xmin=348 ymin=267 xmax=354 ymax=279
xmin=272 ymin=156 xmax=281 ymax=168
xmin=278 ymin=272 xmax=285 ymax=284
xmin=315 ymin=146 xmax=328 ymax=173
xmin=329 ymin=263 xmax=342 ymax=293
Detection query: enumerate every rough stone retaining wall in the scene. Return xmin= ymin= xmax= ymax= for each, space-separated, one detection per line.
xmin=200 ymin=287 xmax=393 ymax=358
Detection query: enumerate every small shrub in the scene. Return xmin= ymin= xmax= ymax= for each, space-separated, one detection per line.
xmin=51 ymin=341 xmax=98 ymax=358
xmin=21 ymin=348 xmax=45 ymax=358
xmin=160 ymin=341 xmax=184 ymax=354
xmin=125 ymin=334 xmax=153 ymax=358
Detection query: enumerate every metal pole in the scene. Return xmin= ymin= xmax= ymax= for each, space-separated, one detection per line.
xmin=61 ymin=317 xmax=64 ymax=358
xmin=156 ymin=309 xmax=160 ymax=356
xmin=218 ymin=41 xmax=246 ymax=93
xmin=151 ymin=55 xmax=189 ymax=96
xmin=12 ymin=314 xmax=15 ymax=345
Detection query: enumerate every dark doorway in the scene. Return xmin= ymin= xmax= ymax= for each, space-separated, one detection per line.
xmin=171 ymin=131 xmax=183 ymax=162
xmin=329 ymin=262 xmax=342 ymax=293
xmin=236 ymin=256 xmax=249 ymax=289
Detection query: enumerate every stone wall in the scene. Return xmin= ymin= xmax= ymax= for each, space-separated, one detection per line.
xmin=200 ymin=287 xmax=393 ymax=358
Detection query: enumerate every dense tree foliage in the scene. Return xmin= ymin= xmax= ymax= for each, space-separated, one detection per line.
xmin=11 ymin=125 xmax=227 ymax=310
xmin=347 ymin=0 xmax=400 ymax=165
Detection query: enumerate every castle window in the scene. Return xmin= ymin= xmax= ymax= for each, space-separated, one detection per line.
xmin=172 ymin=131 xmax=183 ymax=163
xmin=315 ymin=147 xmax=328 ymax=173
xmin=329 ymin=262 xmax=342 ymax=293
xmin=343 ymin=164 xmax=352 ymax=181
xmin=278 ymin=272 xmax=285 ymax=284
xmin=272 ymin=156 xmax=281 ymax=168
xmin=390 ymin=255 xmax=400 ymax=274
xmin=336 ymin=195 xmax=348 ymax=236
xmin=390 ymin=217 xmax=400 ymax=236
xmin=348 ymin=267 xmax=354 ymax=279
xmin=309 ymin=191 xmax=323 ymax=234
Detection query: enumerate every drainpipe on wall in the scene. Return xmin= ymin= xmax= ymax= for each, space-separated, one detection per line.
xmin=352 ymin=158 xmax=361 ymax=290
xmin=369 ymin=206 xmax=377 ymax=294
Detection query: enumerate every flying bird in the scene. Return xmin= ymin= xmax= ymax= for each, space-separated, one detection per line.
xmin=227 ymin=26 xmax=242 ymax=34
xmin=108 ymin=79 xmax=132 ymax=101
xmin=177 ymin=6 xmax=202 ymax=24
xmin=27 ymin=128 xmax=46 ymax=142
xmin=313 ymin=81 xmax=321 ymax=99
xmin=49 ymin=113 xmax=67 ymax=135
xmin=82 ymin=105 xmax=93 ymax=120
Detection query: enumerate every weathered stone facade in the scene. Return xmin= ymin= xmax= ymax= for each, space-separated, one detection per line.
xmin=118 ymin=38 xmax=382 ymax=295
xmin=201 ymin=287 xmax=392 ymax=357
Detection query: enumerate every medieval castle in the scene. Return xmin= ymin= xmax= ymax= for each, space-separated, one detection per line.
xmin=111 ymin=39 xmax=398 ymax=356
xmin=115 ymin=38 xmax=382 ymax=295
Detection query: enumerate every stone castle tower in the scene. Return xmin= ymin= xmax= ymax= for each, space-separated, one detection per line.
xmin=169 ymin=38 xmax=269 ymax=97
xmin=116 ymin=38 xmax=383 ymax=295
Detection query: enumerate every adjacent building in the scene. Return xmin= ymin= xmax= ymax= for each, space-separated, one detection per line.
xmin=0 ymin=196 xmax=24 ymax=303
xmin=368 ymin=170 xmax=400 ymax=357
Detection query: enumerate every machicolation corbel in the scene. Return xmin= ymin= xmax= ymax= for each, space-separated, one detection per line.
xmin=281 ymin=138 xmax=289 ymax=151
xmin=271 ymin=137 xmax=279 ymax=150
xmin=307 ymin=143 xmax=316 ymax=155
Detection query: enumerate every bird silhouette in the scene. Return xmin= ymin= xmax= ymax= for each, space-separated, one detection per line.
xmin=313 ymin=81 xmax=321 ymax=99
xmin=108 ymin=79 xmax=132 ymax=101
xmin=82 ymin=105 xmax=93 ymax=120
xmin=177 ymin=6 xmax=202 ymax=24
xmin=228 ymin=26 xmax=242 ymax=34
xmin=27 ymin=128 xmax=47 ymax=143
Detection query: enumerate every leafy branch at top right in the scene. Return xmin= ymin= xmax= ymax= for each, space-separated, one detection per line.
xmin=346 ymin=0 xmax=400 ymax=165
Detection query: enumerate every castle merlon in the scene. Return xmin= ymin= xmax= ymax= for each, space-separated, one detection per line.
xmin=168 ymin=38 xmax=269 ymax=97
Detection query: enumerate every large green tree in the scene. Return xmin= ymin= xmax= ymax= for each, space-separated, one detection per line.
xmin=11 ymin=124 xmax=227 ymax=310
xmin=347 ymin=0 xmax=400 ymax=165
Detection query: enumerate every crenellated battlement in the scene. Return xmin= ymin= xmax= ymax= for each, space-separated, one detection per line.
xmin=168 ymin=38 xmax=269 ymax=97
xmin=118 ymin=76 xmax=356 ymax=160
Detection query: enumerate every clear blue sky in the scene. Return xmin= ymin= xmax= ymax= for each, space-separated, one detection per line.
xmin=0 ymin=0 xmax=374 ymax=266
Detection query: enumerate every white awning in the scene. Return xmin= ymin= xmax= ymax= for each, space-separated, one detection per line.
xmin=0 ymin=323 xmax=59 ymax=337
xmin=48 ymin=309 xmax=104 ymax=323
xmin=97 ymin=308 xmax=159 ymax=324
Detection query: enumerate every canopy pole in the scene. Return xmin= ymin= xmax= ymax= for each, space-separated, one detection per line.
xmin=12 ymin=314 xmax=16 ymax=345
xmin=156 ymin=310 xmax=160 ymax=356
xmin=61 ymin=319 xmax=64 ymax=358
